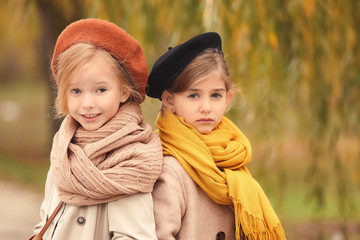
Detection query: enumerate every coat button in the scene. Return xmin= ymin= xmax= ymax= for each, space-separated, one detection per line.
xmin=77 ymin=217 xmax=86 ymax=225
xmin=216 ymin=231 xmax=226 ymax=240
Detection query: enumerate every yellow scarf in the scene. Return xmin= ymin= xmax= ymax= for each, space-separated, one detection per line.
xmin=156 ymin=110 xmax=286 ymax=240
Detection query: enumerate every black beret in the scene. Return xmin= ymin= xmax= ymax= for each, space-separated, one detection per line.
xmin=146 ymin=32 xmax=222 ymax=99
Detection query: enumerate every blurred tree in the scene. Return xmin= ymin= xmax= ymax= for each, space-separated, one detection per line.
xmin=32 ymin=0 xmax=87 ymax=135
xmin=0 ymin=0 xmax=40 ymax=84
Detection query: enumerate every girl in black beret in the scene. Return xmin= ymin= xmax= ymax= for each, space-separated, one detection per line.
xmin=147 ymin=32 xmax=286 ymax=240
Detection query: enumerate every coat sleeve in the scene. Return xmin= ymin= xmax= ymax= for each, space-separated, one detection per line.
xmin=108 ymin=192 xmax=157 ymax=240
xmin=151 ymin=158 xmax=186 ymax=240
xmin=33 ymin=168 xmax=53 ymax=235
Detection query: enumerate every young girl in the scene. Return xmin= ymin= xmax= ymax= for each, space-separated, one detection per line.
xmin=32 ymin=19 xmax=163 ymax=239
xmin=146 ymin=32 xmax=286 ymax=240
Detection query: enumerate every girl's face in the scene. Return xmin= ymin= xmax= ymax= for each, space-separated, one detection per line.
xmin=163 ymin=70 xmax=234 ymax=134
xmin=66 ymin=55 xmax=130 ymax=131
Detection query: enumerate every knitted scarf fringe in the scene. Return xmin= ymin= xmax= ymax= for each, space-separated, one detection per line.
xmin=234 ymin=201 xmax=286 ymax=240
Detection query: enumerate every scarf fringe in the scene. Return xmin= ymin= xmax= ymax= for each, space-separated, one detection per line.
xmin=234 ymin=202 xmax=286 ymax=240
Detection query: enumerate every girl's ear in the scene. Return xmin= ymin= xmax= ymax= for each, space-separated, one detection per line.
xmin=161 ymin=90 xmax=175 ymax=112
xmin=120 ymin=88 xmax=131 ymax=103
xmin=226 ymin=89 xmax=234 ymax=106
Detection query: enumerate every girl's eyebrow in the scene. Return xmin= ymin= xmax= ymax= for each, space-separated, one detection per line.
xmin=187 ymin=88 xmax=226 ymax=92
xmin=187 ymin=88 xmax=200 ymax=92
xmin=68 ymin=83 xmax=78 ymax=88
xmin=95 ymin=80 xmax=110 ymax=85
xmin=213 ymin=88 xmax=226 ymax=92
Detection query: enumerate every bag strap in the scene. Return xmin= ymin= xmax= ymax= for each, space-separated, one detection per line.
xmin=36 ymin=201 xmax=64 ymax=239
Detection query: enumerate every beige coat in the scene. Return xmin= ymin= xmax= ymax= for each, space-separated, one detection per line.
xmin=152 ymin=156 xmax=235 ymax=240
xmin=33 ymin=169 xmax=157 ymax=240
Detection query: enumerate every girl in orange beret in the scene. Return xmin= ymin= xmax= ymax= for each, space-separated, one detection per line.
xmin=30 ymin=19 xmax=162 ymax=240
xmin=147 ymin=32 xmax=286 ymax=240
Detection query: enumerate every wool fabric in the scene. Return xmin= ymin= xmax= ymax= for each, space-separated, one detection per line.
xmin=51 ymin=18 xmax=148 ymax=102
xmin=50 ymin=103 xmax=163 ymax=206
xmin=156 ymin=109 xmax=286 ymax=240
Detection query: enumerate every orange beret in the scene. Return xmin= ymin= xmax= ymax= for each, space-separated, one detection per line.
xmin=51 ymin=18 xmax=148 ymax=102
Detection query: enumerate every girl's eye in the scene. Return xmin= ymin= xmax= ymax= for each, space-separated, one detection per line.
xmin=188 ymin=93 xmax=199 ymax=99
xmin=97 ymin=88 xmax=107 ymax=93
xmin=71 ymin=89 xmax=81 ymax=94
xmin=212 ymin=93 xmax=222 ymax=98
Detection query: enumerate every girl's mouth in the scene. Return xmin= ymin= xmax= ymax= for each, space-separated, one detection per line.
xmin=82 ymin=114 xmax=100 ymax=122
xmin=197 ymin=118 xmax=213 ymax=123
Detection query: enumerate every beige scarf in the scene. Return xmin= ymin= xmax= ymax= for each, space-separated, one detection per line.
xmin=156 ymin=110 xmax=286 ymax=240
xmin=51 ymin=103 xmax=163 ymax=206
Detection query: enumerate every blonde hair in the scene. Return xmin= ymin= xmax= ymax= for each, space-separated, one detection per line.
xmin=161 ymin=48 xmax=232 ymax=113
xmin=54 ymin=43 xmax=142 ymax=118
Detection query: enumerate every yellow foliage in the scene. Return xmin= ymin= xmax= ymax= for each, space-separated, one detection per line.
xmin=268 ymin=32 xmax=279 ymax=52
xmin=301 ymin=0 xmax=315 ymax=19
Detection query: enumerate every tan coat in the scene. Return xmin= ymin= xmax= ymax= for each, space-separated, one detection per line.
xmin=152 ymin=156 xmax=235 ymax=240
xmin=33 ymin=169 xmax=157 ymax=240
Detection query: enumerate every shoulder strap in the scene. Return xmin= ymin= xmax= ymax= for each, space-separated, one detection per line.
xmin=36 ymin=201 xmax=64 ymax=238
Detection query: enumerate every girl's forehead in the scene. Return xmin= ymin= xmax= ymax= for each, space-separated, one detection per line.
xmin=190 ymin=70 xmax=225 ymax=86
xmin=187 ymin=76 xmax=227 ymax=92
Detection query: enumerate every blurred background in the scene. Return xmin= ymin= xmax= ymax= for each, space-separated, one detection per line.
xmin=0 ymin=0 xmax=359 ymax=239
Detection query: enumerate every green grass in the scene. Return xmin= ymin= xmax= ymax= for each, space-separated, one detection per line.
xmin=0 ymin=153 xmax=49 ymax=191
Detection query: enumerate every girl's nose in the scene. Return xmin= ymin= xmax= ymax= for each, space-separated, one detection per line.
xmin=82 ymin=94 xmax=95 ymax=109
xmin=199 ymin=98 xmax=211 ymax=113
